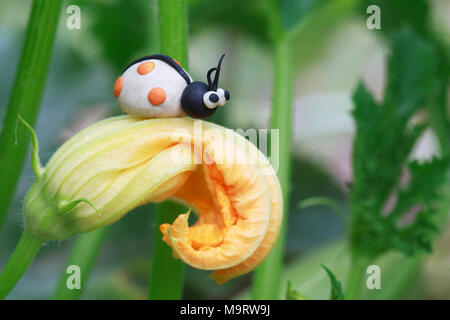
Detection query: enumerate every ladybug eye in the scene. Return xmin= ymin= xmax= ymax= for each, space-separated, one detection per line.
xmin=216 ymin=88 xmax=230 ymax=106
xmin=203 ymin=91 xmax=219 ymax=109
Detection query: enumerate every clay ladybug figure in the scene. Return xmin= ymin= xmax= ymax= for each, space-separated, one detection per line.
xmin=113 ymin=54 xmax=230 ymax=119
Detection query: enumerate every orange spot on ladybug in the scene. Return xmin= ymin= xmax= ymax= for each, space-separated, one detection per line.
xmin=173 ymin=59 xmax=181 ymax=67
xmin=148 ymin=87 xmax=166 ymax=106
xmin=113 ymin=77 xmax=123 ymax=98
xmin=137 ymin=61 xmax=155 ymax=75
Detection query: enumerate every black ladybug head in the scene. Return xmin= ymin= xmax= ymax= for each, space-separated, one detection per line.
xmin=181 ymin=54 xmax=230 ymax=119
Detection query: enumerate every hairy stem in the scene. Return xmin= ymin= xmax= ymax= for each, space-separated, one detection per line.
xmin=51 ymin=0 xmax=163 ymax=301
xmin=0 ymin=231 xmax=43 ymax=299
xmin=0 ymin=0 xmax=62 ymax=231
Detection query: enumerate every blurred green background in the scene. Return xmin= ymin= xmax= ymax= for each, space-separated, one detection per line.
xmin=0 ymin=0 xmax=449 ymax=299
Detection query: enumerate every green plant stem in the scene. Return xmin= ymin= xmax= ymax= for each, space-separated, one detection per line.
xmin=53 ymin=228 xmax=108 ymax=300
xmin=0 ymin=0 xmax=62 ymax=231
xmin=148 ymin=0 xmax=188 ymax=300
xmin=344 ymin=253 xmax=369 ymax=300
xmin=252 ymin=36 xmax=293 ymax=299
xmin=157 ymin=0 xmax=188 ymax=66
xmin=0 ymin=230 xmax=43 ymax=299
xmin=149 ymin=202 xmax=186 ymax=299
xmin=148 ymin=0 xmax=188 ymax=299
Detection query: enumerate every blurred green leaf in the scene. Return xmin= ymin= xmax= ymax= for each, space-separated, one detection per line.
xmin=360 ymin=0 xmax=429 ymax=37
xmin=321 ymin=265 xmax=344 ymax=300
xmin=359 ymin=0 xmax=450 ymax=155
xmin=189 ymin=0 xmax=341 ymax=44
xmin=388 ymin=159 xmax=448 ymax=254
xmin=72 ymin=0 xmax=157 ymax=70
xmin=280 ymin=0 xmax=327 ymax=33
xmin=189 ymin=0 xmax=269 ymax=43
xmin=385 ymin=30 xmax=439 ymax=120
xmin=350 ymin=28 xmax=446 ymax=258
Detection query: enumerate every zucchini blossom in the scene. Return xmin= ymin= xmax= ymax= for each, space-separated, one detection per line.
xmin=23 ymin=115 xmax=282 ymax=283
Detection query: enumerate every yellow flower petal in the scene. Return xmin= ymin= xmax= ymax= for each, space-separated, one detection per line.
xmin=24 ymin=116 xmax=282 ymax=283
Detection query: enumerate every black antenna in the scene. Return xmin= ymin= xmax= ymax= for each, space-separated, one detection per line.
xmin=212 ymin=54 xmax=225 ymax=91
xmin=207 ymin=67 xmax=218 ymax=90
xmin=207 ymin=54 xmax=225 ymax=91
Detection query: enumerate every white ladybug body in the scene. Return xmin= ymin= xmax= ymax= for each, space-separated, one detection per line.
xmin=114 ymin=54 xmax=230 ymax=119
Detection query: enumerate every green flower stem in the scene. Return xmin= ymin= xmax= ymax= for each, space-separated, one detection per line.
xmin=0 ymin=0 xmax=62 ymax=231
xmin=53 ymin=228 xmax=108 ymax=300
xmin=252 ymin=36 xmax=294 ymax=299
xmin=148 ymin=0 xmax=188 ymax=300
xmin=149 ymin=202 xmax=186 ymax=299
xmin=0 ymin=230 xmax=43 ymax=299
